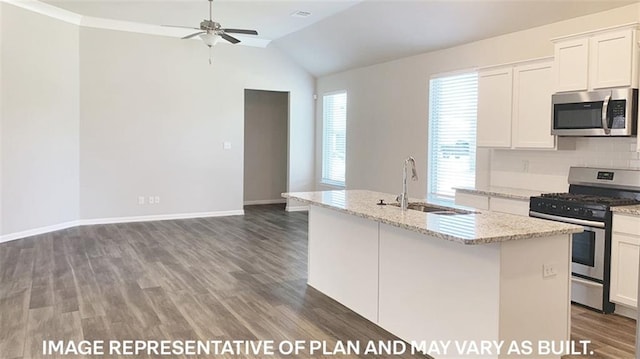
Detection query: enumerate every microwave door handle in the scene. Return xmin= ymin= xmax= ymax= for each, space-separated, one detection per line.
xmin=602 ymin=94 xmax=611 ymax=134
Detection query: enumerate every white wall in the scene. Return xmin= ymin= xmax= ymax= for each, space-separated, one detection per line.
xmin=0 ymin=3 xmax=314 ymax=239
xmin=1 ymin=3 xmax=80 ymax=235
xmin=315 ymin=4 xmax=640 ymax=197
xmin=79 ymin=27 xmax=314 ymax=220
xmin=244 ymin=90 xmax=288 ymax=204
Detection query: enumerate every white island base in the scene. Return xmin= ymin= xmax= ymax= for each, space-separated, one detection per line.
xmin=308 ymin=205 xmax=571 ymax=359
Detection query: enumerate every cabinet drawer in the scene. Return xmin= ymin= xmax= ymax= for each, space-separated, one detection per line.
xmin=613 ymin=214 xmax=640 ymax=235
xmin=490 ymin=197 xmax=530 ymax=216
xmin=455 ymin=193 xmax=489 ymax=210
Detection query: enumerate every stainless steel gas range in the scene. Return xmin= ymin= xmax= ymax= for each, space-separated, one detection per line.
xmin=529 ymin=167 xmax=640 ymax=313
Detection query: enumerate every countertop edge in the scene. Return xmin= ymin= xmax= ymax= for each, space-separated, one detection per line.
xmin=283 ymin=192 xmax=582 ymax=245
xmin=611 ymin=205 xmax=640 ymax=216
xmin=454 ymin=187 xmax=541 ymax=201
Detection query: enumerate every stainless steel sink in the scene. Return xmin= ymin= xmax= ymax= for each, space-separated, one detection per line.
xmin=388 ymin=202 xmax=474 ymax=215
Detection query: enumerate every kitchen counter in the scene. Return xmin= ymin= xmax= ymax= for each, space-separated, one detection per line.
xmin=611 ymin=204 xmax=640 ymax=216
xmin=453 ymin=185 xmax=543 ymax=200
xmin=291 ymin=189 xmax=574 ymax=357
xmin=283 ymin=189 xmax=582 ymax=245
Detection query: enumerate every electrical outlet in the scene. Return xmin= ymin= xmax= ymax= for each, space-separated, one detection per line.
xmin=154 ymin=196 xmax=160 ymax=204
xmin=148 ymin=196 xmax=155 ymax=205
xmin=543 ymin=263 xmax=557 ymax=278
xmin=523 ymin=160 xmax=530 ymax=172
xmin=138 ymin=196 xmax=145 ymax=205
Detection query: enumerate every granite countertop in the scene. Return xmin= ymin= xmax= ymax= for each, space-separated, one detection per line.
xmin=283 ymin=190 xmax=582 ymax=245
xmin=611 ymin=204 xmax=640 ymax=216
xmin=454 ymin=186 xmax=544 ymax=200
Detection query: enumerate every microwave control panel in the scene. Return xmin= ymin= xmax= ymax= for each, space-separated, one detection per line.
xmin=610 ymin=99 xmax=626 ymax=129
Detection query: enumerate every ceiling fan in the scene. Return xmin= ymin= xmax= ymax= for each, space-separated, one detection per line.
xmin=163 ymin=0 xmax=258 ymax=48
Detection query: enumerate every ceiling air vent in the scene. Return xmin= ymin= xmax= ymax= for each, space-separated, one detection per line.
xmin=291 ymin=11 xmax=312 ymax=18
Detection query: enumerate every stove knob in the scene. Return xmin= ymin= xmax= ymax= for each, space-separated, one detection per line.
xmin=577 ymin=208 xmax=585 ymax=215
xmin=585 ymin=210 xmax=593 ymax=217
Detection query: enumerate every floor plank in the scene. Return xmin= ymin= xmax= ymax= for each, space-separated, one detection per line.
xmin=0 ymin=204 xmax=636 ymax=358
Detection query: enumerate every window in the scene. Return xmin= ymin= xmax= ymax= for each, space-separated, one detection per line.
xmin=322 ymin=91 xmax=347 ymax=186
xmin=428 ymin=72 xmax=478 ymax=197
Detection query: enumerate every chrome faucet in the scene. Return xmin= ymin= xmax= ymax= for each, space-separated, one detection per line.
xmin=397 ymin=156 xmax=418 ymax=211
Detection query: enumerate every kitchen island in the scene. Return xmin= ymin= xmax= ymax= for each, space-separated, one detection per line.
xmin=283 ymin=190 xmax=584 ymax=358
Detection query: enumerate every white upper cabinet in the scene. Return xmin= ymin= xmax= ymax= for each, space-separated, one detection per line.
xmin=554 ymin=38 xmax=589 ymax=92
xmin=554 ymin=25 xmax=638 ymax=92
xmin=512 ymin=60 xmax=555 ymax=149
xmin=477 ymin=67 xmax=513 ymax=148
xmin=589 ymin=29 xmax=635 ymax=89
xmin=477 ymin=58 xmax=556 ymax=149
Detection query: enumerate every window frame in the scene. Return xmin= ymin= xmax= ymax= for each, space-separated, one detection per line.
xmin=427 ymin=70 xmax=478 ymax=198
xmin=321 ymin=90 xmax=348 ymax=187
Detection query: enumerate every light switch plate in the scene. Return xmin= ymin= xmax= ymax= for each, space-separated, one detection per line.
xmin=223 ymin=142 xmax=232 ymax=150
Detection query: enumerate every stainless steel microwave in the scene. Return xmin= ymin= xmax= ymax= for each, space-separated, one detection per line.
xmin=551 ymin=88 xmax=638 ymax=136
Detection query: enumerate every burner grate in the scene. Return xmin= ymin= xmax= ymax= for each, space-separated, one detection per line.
xmin=540 ymin=193 xmax=640 ymax=206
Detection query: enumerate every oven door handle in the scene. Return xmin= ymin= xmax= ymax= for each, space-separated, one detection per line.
xmin=529 ymin=211 xmax=605 ymax=229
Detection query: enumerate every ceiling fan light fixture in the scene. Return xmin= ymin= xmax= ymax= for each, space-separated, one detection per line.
xmin=199 ymin=33 xmax=220 ymax=47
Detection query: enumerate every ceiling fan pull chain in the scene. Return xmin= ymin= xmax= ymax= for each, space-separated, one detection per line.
xmin=209 ymin=46 xmax=213 ymax=65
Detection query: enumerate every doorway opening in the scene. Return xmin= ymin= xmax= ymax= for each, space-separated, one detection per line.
xmin=243 ymin=89 xmax=289 ymax=210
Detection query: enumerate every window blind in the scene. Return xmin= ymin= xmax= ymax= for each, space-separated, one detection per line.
xmin=428 ymin=72 xmax=478 ymax=197
xmin=322 ymin=91 xmax=347 ymax=186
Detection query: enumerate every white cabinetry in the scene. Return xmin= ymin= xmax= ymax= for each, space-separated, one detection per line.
xmin=477 ymin=58 xmax=556 ymax=149
xmin=490 ymin=197 xmax=530 ymax=217
xmin=477 ymin=67 xmax=513 ymax=148
xmin=553 ymin=26 xmax=638 ymax=92
xmin=455 ymin=192 xmax=530 ymax=216
xmin=512 ymin=61 xmax=555 ymax=149
xmin=454 ymin=192 xmax=489 ymax=210
xmin=610 ymin=213 xmax=640 ymax=309
xmin=554 ymin=38 xmax=589 ymax=92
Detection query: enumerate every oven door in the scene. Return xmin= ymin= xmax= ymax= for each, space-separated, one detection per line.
xmin=571 ymin=225 xmax=605 ymax=282
xmin=530 ymin=211 xmax=612 ymax=312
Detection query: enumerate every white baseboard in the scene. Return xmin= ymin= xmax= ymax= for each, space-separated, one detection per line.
xmin=0 ymin=210 xmax=245 ymax=243
xmin=286 ymin=205 xmax=309 ymax=212
xmin=80 ymin=210 xmax=244 ymax=225
xmin=614 ymin=303 xmax=637 ymax=320
xmin=0 ymin=220 xmax=81 ymax=244
xmin=243 ymin=199 xmax=286 ymax=205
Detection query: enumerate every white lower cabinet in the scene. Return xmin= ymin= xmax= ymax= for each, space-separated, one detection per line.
xmin=610 ymin=213 xmax=640 ymax=309
xmin=489 ymin=197 xmax=530 ymax=216
xmin=455 ymin=192 xmax=529 ymax=216
xmin=454 ymin=192 xmax=489 ymax=210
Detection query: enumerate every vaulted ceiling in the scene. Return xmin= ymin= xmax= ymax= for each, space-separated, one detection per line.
xmin=43 ymin=0 xmax=638 ymax=76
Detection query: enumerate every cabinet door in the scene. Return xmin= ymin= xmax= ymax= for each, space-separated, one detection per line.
xmin=554 ymin=38 xmax=589 ymax=92
xmin=477 ymin=67 xmax=513 ymax=148
xmin=512 ymin=60 xmax=555 ymax=149
xmin=610 ymin=214 xmax=640 ymax=309
xmin=589 ymin=29 xmax=634 ymax=89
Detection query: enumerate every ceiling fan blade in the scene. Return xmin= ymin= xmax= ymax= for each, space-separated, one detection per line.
xmin=162 ymin=24 xmax=200 ymax=30
xmin=221 ymin=33 xmax=241 ymax=44
xmin=182 ymin=31 xmax=205 ymax=39
xmin=223 ymin=29 xmax=258 ymax=35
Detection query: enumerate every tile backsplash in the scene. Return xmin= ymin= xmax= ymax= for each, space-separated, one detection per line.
xmin=489 ymin=137 xmax=640 ymax=192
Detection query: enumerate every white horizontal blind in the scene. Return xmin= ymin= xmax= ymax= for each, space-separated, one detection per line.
xmin=322 ymin=91 xmax=347 ymax=186
xmin=428 ymin=72 xmax=478 ymax=197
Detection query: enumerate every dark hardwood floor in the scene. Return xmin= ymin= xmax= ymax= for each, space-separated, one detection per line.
xmin=0 ymin=204 xmax=636 ymax=358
